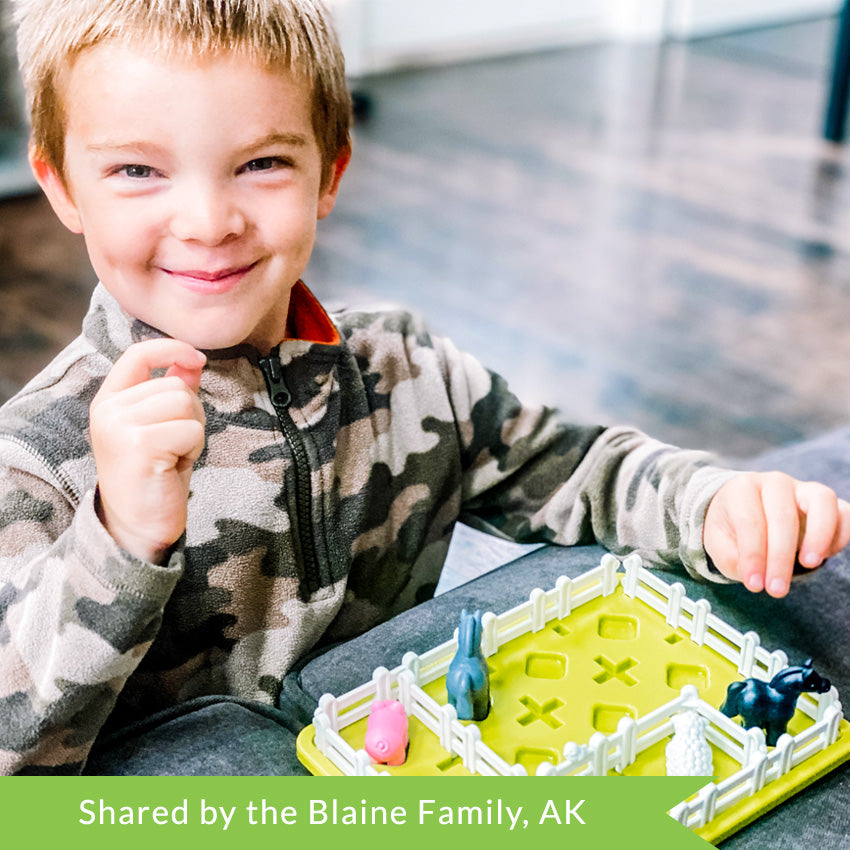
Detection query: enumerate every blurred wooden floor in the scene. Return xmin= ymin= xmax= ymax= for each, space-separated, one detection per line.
xmin=2 ymin=16 xmax=850 ymax=461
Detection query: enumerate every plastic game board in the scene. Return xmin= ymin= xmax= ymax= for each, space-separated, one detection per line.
xmin=296 ymin=554 xmax=850 ymax=844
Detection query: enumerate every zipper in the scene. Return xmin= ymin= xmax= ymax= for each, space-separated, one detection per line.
xmin=0 ymin=433 xmax=81 ymax=506
xmin=258 ymin=347 xmax=322 ymax=595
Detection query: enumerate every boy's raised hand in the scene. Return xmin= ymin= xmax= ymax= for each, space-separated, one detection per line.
xmin=704 ymin=472 xmax=850 ymax=598
xmin=90 ymin=339 xmax=207 ymax=564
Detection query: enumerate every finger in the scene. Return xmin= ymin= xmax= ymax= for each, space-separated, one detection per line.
xmin=761 ymin=474 xmax=800 ymax=598
xmin=97 ymin=339 xmax=206 ymax=396
xmin=141 ymin=419 xmax=207 ymax=472
xmin=165 ymin=360 xmax=205 ymax=394
xmin=94 ymin=375 xmax=202 ymax=410
xmin=729 ymin=478 xmax=769 ymax=593
xmin=704 ymin=525 xmax=740 ymax=580
xmin=795 ymin=483 xmax=839 ymax=568
xmin=124 ymin=387 xmax=206 ymax=428
xmin=827 ymin=498 xmax=850 ymax=557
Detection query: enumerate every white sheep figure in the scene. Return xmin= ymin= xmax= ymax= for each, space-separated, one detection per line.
xmin=666 ymin=710 xmax=714 ymax=776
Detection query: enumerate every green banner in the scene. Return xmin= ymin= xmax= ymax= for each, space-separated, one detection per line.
xmin=0 ymin=776 xmax=711 ymax=850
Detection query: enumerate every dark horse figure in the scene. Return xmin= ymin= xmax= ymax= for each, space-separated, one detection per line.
xmin=720 ymin=660 xmax=831 ymax=746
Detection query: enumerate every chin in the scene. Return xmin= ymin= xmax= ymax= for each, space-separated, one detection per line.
xmin=163 ymin=326 xmax=251 ymax=352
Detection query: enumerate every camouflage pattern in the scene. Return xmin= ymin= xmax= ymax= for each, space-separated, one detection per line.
xmin=0 ymin=281 xmax=736 ymax=774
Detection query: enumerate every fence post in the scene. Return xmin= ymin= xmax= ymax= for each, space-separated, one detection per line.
xmin=738 ymin=632 xmax=760 ymax=677
xmin=776 ymin=734 xmax=795 ymax=776
xmin=439 ymin=704 xmax=457 ymax=752
xmin=817 ymin=686 xmax=837 ymax=722
xmin=825 ymin=704 xmax=842 ymax=745
xmin=589 ymin=732 xmax=608 ymax=776
xmin=601 ymin=553 xmax=619 ymax=595
xmin=397 ymin=669 xmax=414 ymax=713
xmin=556 ymin=575 xmax=573 ymax=618
xmin=679 ymin=683 xmax=699 ymax=705
xmin=665 ymin=582 xmax=685 ymax=629
xmin=530 ymin=588 xmax=545 ymax=632
xmin=481 ymin=611 xmax=498 ymax=657
xmin=692 ymin=599 xmax=711 ymax=645
xmin=622 ymin=553 xmax=641 ymax=597
xmin=752 ymin=752 xmax=768 ymax=793
xmin=354 ymin=749 xmax=372 ymax=776
xmin=743 ymin=727 xmax=766 ymax=765
xmin=767 ymin=650 xmax=788 ymax=680
xmin=463 ymin=724 xmax=482 ymax=773
xmin=318 ymin=693 xmax=339 ymax=732
xmin=616 ymin=716 xmax=637 ymax=771
xmin=699 ymin=783 xmax=718 ymax=827
xmin=372 ymin=666 xmax=391 ymax=700
xmin=313 ymin=711 xmax=330 ymax=752
xmin=402 ymin=652 xmax=421 ymax=684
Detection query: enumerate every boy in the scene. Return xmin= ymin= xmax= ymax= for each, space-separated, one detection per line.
xmin=1 ymin=0 xmax=847 ymax=775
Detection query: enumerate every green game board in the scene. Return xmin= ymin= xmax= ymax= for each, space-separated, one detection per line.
xmin=297 ymin=554 xmax=850 ymax=843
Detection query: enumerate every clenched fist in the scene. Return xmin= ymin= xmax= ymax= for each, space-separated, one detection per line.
xmin=90 ymin=339 xmax=207 ymax=564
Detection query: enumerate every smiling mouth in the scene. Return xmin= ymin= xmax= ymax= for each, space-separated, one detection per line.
xmin=164 ymin=262 xmax=257 ymax=292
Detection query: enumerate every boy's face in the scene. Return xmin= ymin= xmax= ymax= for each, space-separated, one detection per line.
xmin=32 ymin=42 xmax=347 ymax=352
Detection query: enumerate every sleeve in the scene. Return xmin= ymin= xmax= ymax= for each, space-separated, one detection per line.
xmin=437 ymin=336 xmax=739 ymax=582
xmin=0 ymin=440 xmax=183 ymax=774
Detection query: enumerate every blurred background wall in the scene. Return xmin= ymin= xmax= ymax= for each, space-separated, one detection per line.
xmin=1 ymin=0 xmax=849 ymax=464
xmin=329 ymin=0 xmax=840 ymax=75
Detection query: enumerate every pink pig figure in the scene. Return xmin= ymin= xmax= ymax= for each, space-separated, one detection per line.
xmin=364 ymin=699 xmax=408 ymax=766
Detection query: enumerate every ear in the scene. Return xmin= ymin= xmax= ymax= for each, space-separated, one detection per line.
xmin=317 ymin=144 xmax=351 ymax=220
xmin=29 ymin=147 xmax=83 ymax=234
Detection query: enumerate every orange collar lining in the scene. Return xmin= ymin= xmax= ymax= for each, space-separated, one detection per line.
xmin=285 ymin=281 xmax=340 ymax=345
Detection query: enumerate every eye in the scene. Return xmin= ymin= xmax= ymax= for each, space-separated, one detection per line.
xmin=241 ymin=156 xmax=292 ymax=173
xmin=115 ymin=164 xmax=155 ymax=179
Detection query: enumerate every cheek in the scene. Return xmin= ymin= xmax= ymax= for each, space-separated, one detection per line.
xmin=80 ymin=207 xmax=156 ymax=265
xmin=266 ymin=203 xmax=318 ymax=255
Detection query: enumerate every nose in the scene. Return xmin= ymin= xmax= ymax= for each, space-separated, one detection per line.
xmin=169 ymin=180 xmax=246 ymax=245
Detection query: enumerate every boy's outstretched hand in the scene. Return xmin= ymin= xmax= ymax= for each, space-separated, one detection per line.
xmin=704 ymin=472 xmax=850 ymax=598
xmin=90 ymin=339 xmax=207 ymax=565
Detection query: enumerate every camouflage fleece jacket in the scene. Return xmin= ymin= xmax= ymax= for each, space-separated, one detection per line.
xmin=0 ymin=281 xmax=736 ymax=774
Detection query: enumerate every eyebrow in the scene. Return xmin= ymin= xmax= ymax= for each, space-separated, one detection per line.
xmin=243 ymin=133 xmax=311 ymax=153
xmin=86 ymin=141 xmax=166 ymax=155
xmin=85 ymin=132 xmax=311 ymax=156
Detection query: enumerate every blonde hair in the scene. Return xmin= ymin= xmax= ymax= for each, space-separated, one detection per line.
xmin=11 ymin=0 xmax=351 ymax=183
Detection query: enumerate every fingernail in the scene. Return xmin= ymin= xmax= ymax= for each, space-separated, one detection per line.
xmin=768 ymin=578 xmax=788 ymax=597
xmin=745 ymin=573 xmax=764 ymax=592
xmin=801 ymin=551 xmax=822 ymax=568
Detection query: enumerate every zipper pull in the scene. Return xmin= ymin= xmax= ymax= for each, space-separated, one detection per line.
xmin=259 ymin=348 xmax=292 ymax=410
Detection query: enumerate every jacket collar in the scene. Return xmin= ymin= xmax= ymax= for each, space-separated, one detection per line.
xmin=82 ymin=280 xmax=341 ymax=366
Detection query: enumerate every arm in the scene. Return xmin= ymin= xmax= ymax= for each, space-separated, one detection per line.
xmin=0 ymin=454 xmax=184 ymax=774
xmin=0 ymin=339 xmax=205 ymax=773
xmin=439 ymin=336 xmax=849 ymax=587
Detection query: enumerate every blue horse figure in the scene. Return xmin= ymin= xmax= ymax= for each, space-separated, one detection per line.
xmin=720 ymin=660 xmax=831 ymax=746
xmin=447 ymin=609 xmax=490 ymax=721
